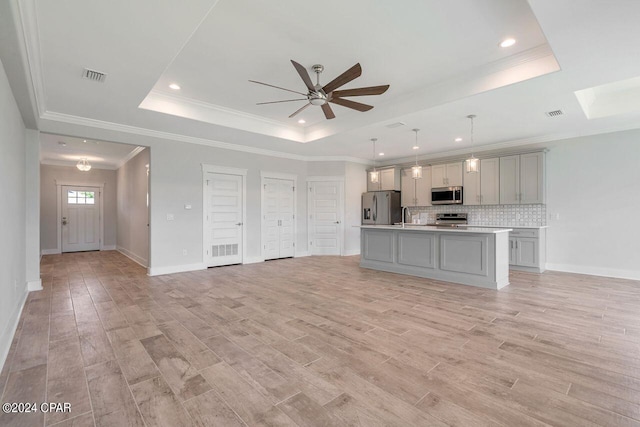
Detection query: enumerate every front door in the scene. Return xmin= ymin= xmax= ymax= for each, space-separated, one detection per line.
xmin=308 ymin=181 xmax=343 ymax=255
xmin=62 ymin=186 xmax=101 ymax=252
xmin=204 ymin=172 xmax=244 ymax=267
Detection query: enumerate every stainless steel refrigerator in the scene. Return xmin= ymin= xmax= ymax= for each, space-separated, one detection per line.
xmin=361 ymin=191 xmax=402 ymax=225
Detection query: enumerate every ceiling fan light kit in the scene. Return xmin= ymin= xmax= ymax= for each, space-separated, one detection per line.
xmin=251 ymin=60 xmax=389 ymax=120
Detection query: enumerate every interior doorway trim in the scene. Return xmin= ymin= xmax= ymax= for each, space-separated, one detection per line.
xmin=260 ymin=171 xmax=298 ymax=261
xmin=201 ymin=164 xmax=248 ymax=266
xmin=55 ymin=180 xmax=106 ymax=254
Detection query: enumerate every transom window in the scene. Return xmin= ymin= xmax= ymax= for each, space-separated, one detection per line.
xmin=68 ymin=190 xmax=95 ymax=204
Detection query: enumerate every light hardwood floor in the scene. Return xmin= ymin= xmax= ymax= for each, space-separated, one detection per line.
xmin=1 ymin=251 xmax=640 ymax=426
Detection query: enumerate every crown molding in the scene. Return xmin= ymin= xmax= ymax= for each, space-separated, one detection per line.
xmin=14 ymin=0 xmax=46 ymax=118
xmin=40 ymin=111 xmax=372 ymax=164
xmin=381 ymin=121 xmax=640 ymax=167
xmin=139 ymin=90 xmax=306 ymax=142
xmin=115 ymin=146 xmax=146 ymax=169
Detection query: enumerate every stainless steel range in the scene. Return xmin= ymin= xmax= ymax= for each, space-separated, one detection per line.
xmin=427 ymin=213 xmax=468 ymax=228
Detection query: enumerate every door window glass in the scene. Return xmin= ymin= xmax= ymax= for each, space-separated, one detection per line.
xmin=68 ymin=190 xmax=95 ymax=204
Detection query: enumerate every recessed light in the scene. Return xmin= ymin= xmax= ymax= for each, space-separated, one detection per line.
xmin=57 ymin=141 xmax=66 ymax=146
xmin=454 ymin=137 xmax=463 ymax=142
xmin=412 ymin=146 xmax=419 ymax=150
xmin=379 ymin=152 xmax=384 ymax=156
xmin=169 ymin=83 xmax=181 ymax=90
xmin=298 ymin=119 xmax=306 ymax=124
xmin=499 ymin=38 xmax=516 ymax=48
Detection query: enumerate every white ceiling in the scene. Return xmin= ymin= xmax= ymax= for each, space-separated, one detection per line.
xmin=6 ymin=0 xmax=640 ymax=162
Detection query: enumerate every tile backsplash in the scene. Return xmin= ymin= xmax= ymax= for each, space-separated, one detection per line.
xmin=408 ymin=204 xmax=547 ymax=227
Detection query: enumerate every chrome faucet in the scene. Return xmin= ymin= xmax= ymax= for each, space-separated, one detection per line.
xmin=402 ymin=206 xmax=409 ymax=228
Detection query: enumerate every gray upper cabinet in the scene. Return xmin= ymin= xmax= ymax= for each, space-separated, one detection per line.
xmin=463 ymin=157 xmax=499 ymax=206
xmin=367 ymin=167 xmax=400 ymax=192
xmin=480 ymin=157 xmax=500 ymax=205
xmin=500 ymin=152 xmax=544 ymax=204
xmin=401 ymin=167 xmax=432 ymax=207
xmin=432 ymin=162 xmax=463 ymax=187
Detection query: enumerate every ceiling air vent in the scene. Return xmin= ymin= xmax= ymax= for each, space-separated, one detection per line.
xmin=82 ymin=68 xmax=107 ymax=83
xmin=545 ymin=109 xmax=564 ymax=117
xmin=385 ymin=122 xmax=406 ymax=129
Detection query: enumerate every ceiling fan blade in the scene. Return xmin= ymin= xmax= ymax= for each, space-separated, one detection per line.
xmin=321 ymin=104 xmax=336 ymax=120
xmin=291 ymin=60 xmax=315 ymax=92
xmin=322 ymin=63 xmax=362 ymax=94
xmin=256 ymin=98 xmax=307 ymax=105
xmin=249 ymin=80 xmax=307 ymax=96
xmin=288 ymin=103 xmax=311 ymax=118
xmin=329 ymin=97 xmax=373 ymax=112
xmin=332 ymin=85 xmax=390 ymax=97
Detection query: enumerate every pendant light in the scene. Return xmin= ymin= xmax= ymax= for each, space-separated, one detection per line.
xmin=465 ymin=114 xmax=479 ymax=173
xmin=411 ymin=128 xmax=422 ymax=179
xmin=76 ymin=158 xmax=92 ymax=172
xmin=369 ymin=138 xmax=379 ymax=183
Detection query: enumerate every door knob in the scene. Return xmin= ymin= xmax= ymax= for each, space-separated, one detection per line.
xmin=334 ymin=221 xmax=341 ymax=224
xmin=236 ymin=222 xmax=243 ymax=226
xmin=62 ymin=217 xmax=68 ymax=226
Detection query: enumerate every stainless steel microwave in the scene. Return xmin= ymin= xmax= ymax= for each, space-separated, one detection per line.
xmin=431 ymin=186 xmax=463 ymax=205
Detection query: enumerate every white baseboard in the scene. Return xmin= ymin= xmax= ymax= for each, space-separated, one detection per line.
xmin=546 ymin=263 xmax=640 ymax=281
xmin=27 ymin=279 xmax=43 ymax=292
xmin=117 ymin=246 xmax=148 ymax=267
xmin=243 ymin=256 xmax=264 ymax=265
xmin=147 ymin=263 xmax=206 ymax=277
xmin=0 ymin=290 xmax=28 ymax=375
xmin=343 ymin=249 xmax=360 ymax=256
xmin=295 ymin=251 xmax=310 ymax=258
xmin=41 ymin=248 xmax=60 ymax=255
xmin=101 ymin=245 xmax=117 ymax=251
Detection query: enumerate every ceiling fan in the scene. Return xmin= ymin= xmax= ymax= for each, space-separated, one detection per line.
xmin=250 ymin=60 xmax=390 ymax=120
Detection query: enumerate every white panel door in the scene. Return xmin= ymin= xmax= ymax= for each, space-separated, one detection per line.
xmin=308 ymin=181 xmax=343 ymax=255
xmin=204 ymin=173 xmax=243 ymax=267
xmin=263 ymin=178 xmax=295 ymax=260
xmin=62 ymin=186 xmax=100 ymax=252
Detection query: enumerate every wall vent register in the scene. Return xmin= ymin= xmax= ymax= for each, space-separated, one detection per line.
xmin=211 ymin=244 xmax=238 ymax=257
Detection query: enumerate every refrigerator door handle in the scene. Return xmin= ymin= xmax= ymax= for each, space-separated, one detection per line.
xmin=372 ymin=194 xmax=377 ymax=222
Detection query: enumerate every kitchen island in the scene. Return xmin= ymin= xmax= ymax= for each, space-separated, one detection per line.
xmin=360 ymin=225 xmax=512 ymax=290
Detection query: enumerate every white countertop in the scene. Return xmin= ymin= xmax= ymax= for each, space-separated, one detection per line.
xmin=468 ymin=225 xmax=548 ymax=229
xmin=359 ymin=225 xmax=512 ymax=234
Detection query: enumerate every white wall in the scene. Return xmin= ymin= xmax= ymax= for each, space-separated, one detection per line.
xmin=25 ymin=129 xmax=41 ymax=290
xmin=148 ymin=138 xmax=309 ymax=274
xmin=0 ymin=57 xmax=28 ymax=371
xmin=117 ymin=148 xmax=150 ymax=266
xmin=546 ymin=130 xmax=640 ymax=279
xmin=344 ymin=162 xmax=367 ymax=255
xmin=40 ymin=165 xmax=118 ymax=252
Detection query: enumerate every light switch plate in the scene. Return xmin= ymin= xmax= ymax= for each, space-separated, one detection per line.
xmin=167 ymin=214 xmax=174 ymax=221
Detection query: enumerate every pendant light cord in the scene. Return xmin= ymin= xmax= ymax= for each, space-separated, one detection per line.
xmin=467 ymin=114 xmax=476 ymax=157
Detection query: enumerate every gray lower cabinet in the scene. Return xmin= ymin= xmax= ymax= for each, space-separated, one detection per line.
xmin=509 ymin=228 xmax=546 ymax=272
xmin=361 ymin=227 xmax=510 ymax=289
xmin=398 ymin=232 xmax=435 ymax=268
